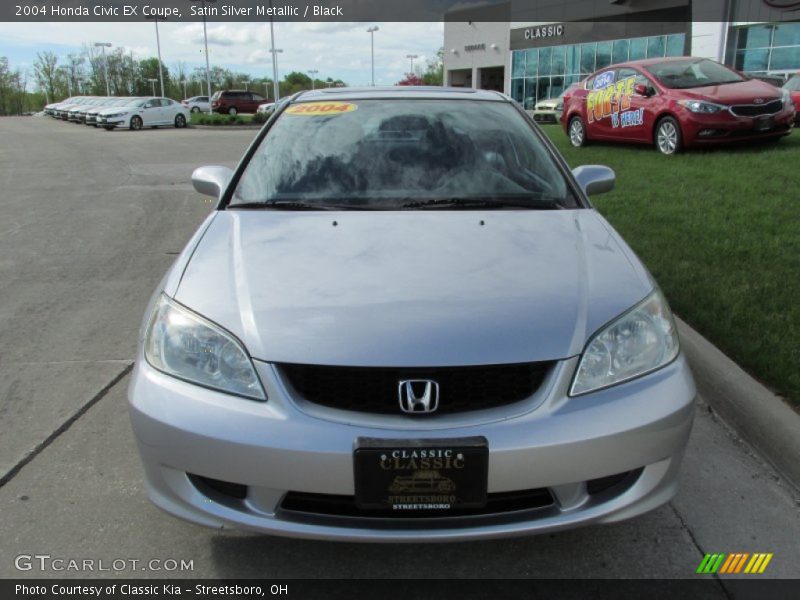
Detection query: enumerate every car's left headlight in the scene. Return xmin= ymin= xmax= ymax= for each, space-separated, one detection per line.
xmin=570 ymin=289 xmax=680 ymax=396
xmin=678 ymin=99 xmax=727 ymax=114
xmin=144 ymin=294 xmax=266 ymax=401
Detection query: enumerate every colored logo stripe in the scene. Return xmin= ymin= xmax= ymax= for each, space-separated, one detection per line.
xmin=697 ymin=553 xmax=773 ymax=574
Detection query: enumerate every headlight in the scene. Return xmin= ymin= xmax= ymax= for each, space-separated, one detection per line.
xmin=782 ymin=89 xmax=794 ymax=109
xmin=570 ymin=290 xmax=679 ymax=396
xmin=105 ymin=112 xmax=126 ymax=118
xmin=144 ymin=294 xmax=266 ymax=401
xmin=678 ymin=99 xmax=727 ymax=114
xmin=555 ymin=102 xmax=564 ymax=111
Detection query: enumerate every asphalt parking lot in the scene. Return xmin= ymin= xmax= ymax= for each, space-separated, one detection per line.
xmin=0 ymin=116 xmax=798 ymax=585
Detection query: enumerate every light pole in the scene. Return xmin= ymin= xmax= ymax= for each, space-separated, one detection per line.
xmin=189 ymin=0 xmax=215 ymax=111
xmin=308 ymin=69 xmax=318 ymax=90
xmin=180 ymin=78 xmax=188 ymax=99
xmin=366 ymin=26 xmax=379 ymax=86
xmin=406 ymin=54 xmax=418 ymax=75
xmin=94 ymin=42 xmax=112 ymax=96
xmin=147 ymin=78 xmax=158 ymax=96
xmin=240 ymin=79 xmax=250 ymax=91
xmin=268 ymin=0 xmax=281 ymax=102
xmin=145 ymin=15 xmax=165 ymax=97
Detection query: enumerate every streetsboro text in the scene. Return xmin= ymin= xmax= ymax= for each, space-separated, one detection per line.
xmin=191 ymin=4 xmax=301 ymax=17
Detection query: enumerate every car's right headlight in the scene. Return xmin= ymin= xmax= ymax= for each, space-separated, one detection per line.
xmin=144 ymin=294 xmax=266 ymax=401
xmin=570 ymin=289 xmax=680 ymax=396
xmin=678 ymin=99 xmax=727 ymax=114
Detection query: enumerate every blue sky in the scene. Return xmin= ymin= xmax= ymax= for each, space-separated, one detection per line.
xmin=0 ymin=21 xmax=444 ymax=88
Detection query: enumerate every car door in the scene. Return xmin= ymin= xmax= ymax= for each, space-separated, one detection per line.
xmin=141 ymin=99 xmax=161 ymax=126
xmin=160 ymin=99 xmax=177 ymax=124
xmin=584 ymin=69 xmax=620 ymax=140
xmin=614 ymin=68 xmax=661 ymax=143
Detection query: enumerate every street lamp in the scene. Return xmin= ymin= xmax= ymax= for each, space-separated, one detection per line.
xmin=94 ymin=42 xmax=112 ymax=96
xmin=366 ymin=26 xmax=379 ymax=86
xmin=180 ymin=78 xmax=188 ymax=99
xmin=308 ymin=69 xmax=318 ymax=90
xmin=240 ymin=79 xmax=250 ymax=91
xmin=189 ymin=0 xmax=215 ymax=111
xmin=147 ymin=78 xmax=158 ymax=96
xmin=268 ymin=0 xmax=281 ymax=102
xmin=406 ymin=54 xmax=418 ymax=75
xmin=145 ymin=15 xmax=165 ymax=97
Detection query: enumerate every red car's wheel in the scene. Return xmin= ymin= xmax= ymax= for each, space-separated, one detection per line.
xmin=568 ymin=116 xmax=588 ymax=148
xmin=655 ymin=116 xmax=682 ymax=155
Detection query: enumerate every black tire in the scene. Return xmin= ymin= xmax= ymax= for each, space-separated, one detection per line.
xmin=130 ymin=116 xmax=143 ymax=131
xmin=228 ymin=106 xmax=238 ymax=116
xmin=655 ymin=116 xmax=682 ymax=155
xmin=103 ymin=126 xmax=113 ymax=131
xmin=174 ymin=113 xmax=186 ymax=128
xmin=568 ymin=116 xmax=588 ymax=148
xmin=190 ymin=106 xmax=200 ymax=113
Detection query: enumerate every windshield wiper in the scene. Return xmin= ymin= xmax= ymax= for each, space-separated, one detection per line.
xmin=400 ymin=197 xmax=562 ymax=210
xmin=229 ymin=201 xmax=346 ymax=211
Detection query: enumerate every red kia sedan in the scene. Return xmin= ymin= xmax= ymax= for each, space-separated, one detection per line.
xmin=561 ymin=57 xmax=795 ymax=155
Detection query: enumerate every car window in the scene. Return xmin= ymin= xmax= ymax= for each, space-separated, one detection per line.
xmin=645 ymin=59 xmax=744 ymax=89
xmin=251 ymin=94 xmax=265 ymax=102
xmin=232 ymin=99 xmax=576 ymax=209
xmin=617 ymin=68 xmax=654 ymax=90
xmin=784 ymin=77 xmax=800 ymax=91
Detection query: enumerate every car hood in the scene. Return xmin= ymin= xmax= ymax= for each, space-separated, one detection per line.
xmin=680 ymin=79 xmax=782 ymax=104
xmin=97 ymin=105 xmax=138 ymax=115
xmin=174 ymin=210 xmax=653 ymax=367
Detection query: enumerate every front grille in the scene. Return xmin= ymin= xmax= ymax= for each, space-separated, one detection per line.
xmin=280 ymin=488 xmax=554 ymax=522
xmin=730 ymin=99 xmax=782 ymax=117
xmin=278 ymin=362 xmax=551 ymax=415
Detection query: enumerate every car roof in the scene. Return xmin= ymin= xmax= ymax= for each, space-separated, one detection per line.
xmin=607 ymin=56 xmax=704 ymax=70
xmin=293 ymin=86 xmax=507 ymax=102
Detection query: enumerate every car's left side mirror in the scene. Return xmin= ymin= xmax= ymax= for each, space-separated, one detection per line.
xmin=572 ymin=165 xmax=615 ymax=196
xmin=192 ymin=165 xmax=234 ymax=200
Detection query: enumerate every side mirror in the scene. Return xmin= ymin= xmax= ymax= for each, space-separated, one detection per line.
xmin=634 ymin=83 xmax=649 ymax=96
xmin=192 ymin=165 xmax=234 ymax=199
xmin=572 ymin=165 xmax=615 ymax=196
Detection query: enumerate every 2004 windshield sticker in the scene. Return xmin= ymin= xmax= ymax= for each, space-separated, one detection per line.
xmin=586 ymin=73 xmax=644 ymax=128
xmin=285 ymin=102 xmax=358 ymax=116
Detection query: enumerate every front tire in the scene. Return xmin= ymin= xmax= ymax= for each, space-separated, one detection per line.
xmin=655 ymin=117 xmax=682 ymax=155
xmin=130 ymin=116 xmax=143 ymax=131
xmin=228 ymin=106 xmax=238 ymax=116
xmin=190 ymin=106 xmax=200 ymax=113
xmin=568 ymin=116 xmax=587 ymax=147
xmin=175 ymin=114 xmax=186 ymax=128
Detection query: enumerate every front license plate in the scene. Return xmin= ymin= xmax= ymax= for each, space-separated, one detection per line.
xmin=354 ymin=437 xmax=488 ymax=512
xmin=755 ymin=116 xmax=774 ymax=132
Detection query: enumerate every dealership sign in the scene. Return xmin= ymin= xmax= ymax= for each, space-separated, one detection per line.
xmin=524 ymin=24 xmax=565 ymax=40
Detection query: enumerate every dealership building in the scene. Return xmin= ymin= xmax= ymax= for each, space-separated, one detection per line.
xmin=444 ymin=0 xmax=800 ymax=109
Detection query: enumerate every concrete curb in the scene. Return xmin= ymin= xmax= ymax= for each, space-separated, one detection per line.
xmin=677 ymin=317 xmax=800 ymax=491
xmin=189 ymin=124 xmax=262 ymax=130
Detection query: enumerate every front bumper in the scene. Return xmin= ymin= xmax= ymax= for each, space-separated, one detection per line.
xmin=129 ymin=349 xmax=696 ymax=542
xmin=530 ymin=108 xmax=561 ymax=124
xmin=97 ymin=118 xmax=125 ymax=128
xmin=680 ymin=107 xmax=794 ymax=146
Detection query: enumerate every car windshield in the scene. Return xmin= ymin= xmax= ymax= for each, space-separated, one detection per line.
xmin=785 ymin=77 xmax=800 ymax=91
xmin=231 ymin=98 xmax=575 ymax=210
xmin=645 ymin=59 xmax=745 ymax=89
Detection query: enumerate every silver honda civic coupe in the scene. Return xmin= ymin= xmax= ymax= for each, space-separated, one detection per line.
xmin=128 ymin=87 xmax=696 ymax=542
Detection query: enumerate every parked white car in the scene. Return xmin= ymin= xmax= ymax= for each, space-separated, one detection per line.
xmin=256 ymin=101 xmax=276 ymax=115
xmin=182 ymin=96 xmax=210 ymax=113
xmin=96 ymin=97 xmax=189 ymax=131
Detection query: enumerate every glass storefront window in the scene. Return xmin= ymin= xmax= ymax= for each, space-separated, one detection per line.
xmin=739 ymin=25 xmax=773 ymax=50
xmin=736 ymin=49 xmax=769 ymax=72
xmin=511 ymin=78 xmax=524 ymax=103
xmin=646 ymin=36 xmax=665 ymax=58
xmin=550 ymin=76 xmax=565 ymax=98
xmin=580 ymin=43 xmax=596 ymax=74
xmin=551 ymin=46 xmax=566 ymax=77
xmin=512 ymin=52 xmax=525 ymax=78
xmin=770 ymin=46 xmax=800 ymax=71
xmin=612 ymin=39 xmax=629 ymax=64
xmin=539 ymin=47 xmax=553 ymax=76
xmin=596 ymin=41 xmax=612 ymax=69
xmin=666 ymin=34 xmax=685 ymax=57
xmin=629 ymin=38 xmax=647 ymax=61
xmin=525 ymin=48 xmax=538 ymax=78
xmin=536 ymin=77 xmax=551 ymax=102
xmin=773 ymin=23 xmax=800 ymax=48
xmin=523 ymin=77 xmax=537 ymax=109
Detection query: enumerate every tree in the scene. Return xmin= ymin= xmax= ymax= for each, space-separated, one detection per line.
xmin=33 ymin=51 xmax=59 ymax=102
xmin=397 ymin=73 xmax=426 ymax=86
xmin=422 ymin=47 xmax=444 ymax=86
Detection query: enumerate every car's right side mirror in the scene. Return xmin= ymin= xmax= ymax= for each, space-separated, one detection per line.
xmin=572 ymin=165 xmax=616 ymax=196
xmin=192 ymin=166 xmax=234 ymax=200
